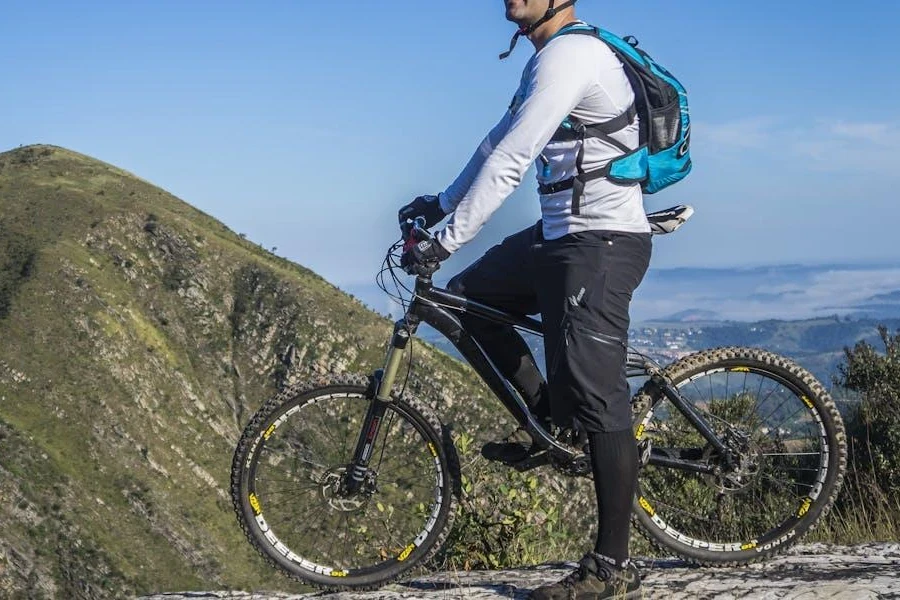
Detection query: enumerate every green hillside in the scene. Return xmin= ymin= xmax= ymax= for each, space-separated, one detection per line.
xmin=0 ymin=145 xmax=505 ymax=598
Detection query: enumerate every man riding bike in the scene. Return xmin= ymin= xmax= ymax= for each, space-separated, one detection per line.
xmin=399 ymin=0 xmax=651 ymax=597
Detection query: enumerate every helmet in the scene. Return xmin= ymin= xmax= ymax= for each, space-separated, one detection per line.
xmin=500 ymin=0 xmax=579 ymax=59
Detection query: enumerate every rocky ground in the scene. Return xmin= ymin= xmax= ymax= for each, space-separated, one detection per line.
xmin=138 ymin=543 xmax=900 ymax=600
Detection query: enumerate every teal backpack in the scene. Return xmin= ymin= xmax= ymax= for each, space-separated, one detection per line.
xmin=539 ymin=24 xmax=692 ymax=208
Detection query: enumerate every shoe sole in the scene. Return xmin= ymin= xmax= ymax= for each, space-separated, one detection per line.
xmin=579 ymin=587 xmax=643 ymax=599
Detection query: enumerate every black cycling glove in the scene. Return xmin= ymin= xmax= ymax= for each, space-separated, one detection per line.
xmin=401 ymin=238 xmax=451 ymax=277
xmin=398 ymin=194 xmax=447 ymax=229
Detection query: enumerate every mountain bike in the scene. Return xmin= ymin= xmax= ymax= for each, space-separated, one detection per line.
xmin=230 ymin=205 xmax=847 ymax=591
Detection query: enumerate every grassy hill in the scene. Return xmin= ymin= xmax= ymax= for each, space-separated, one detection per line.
xmin=0 ymin=145 xmax=512 ymax=598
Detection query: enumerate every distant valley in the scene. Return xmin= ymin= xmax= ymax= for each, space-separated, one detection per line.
xmin=343 ymin=263 xmax=900 ymax=387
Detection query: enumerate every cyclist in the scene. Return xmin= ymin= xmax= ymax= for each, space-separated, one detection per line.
xmin=400 ymin=0 xmax=650 ymax=597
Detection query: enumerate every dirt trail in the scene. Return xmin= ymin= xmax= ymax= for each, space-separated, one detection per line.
xmin=138 ymin=543 xmax=900 ymax=599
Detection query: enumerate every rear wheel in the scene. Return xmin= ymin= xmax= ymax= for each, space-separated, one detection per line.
xmin=632 ymin=347 xmax=847 ymax=565
xmin=231 ymin=374 xmax=459 ymax=590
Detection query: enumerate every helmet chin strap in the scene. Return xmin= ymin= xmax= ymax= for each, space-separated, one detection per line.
xmin=499 ymin=0 xmax=577 ymax=59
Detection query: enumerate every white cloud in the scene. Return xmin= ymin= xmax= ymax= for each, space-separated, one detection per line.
xmin=829 ymin=121 xmax=894 ymax=144
xmin=695 ymin=117 xmax=900 ymax=174
xmin=633 ymin=266 xmax=900 ymax=322
xmin=696 ymin=117 xmax=778 ymax=149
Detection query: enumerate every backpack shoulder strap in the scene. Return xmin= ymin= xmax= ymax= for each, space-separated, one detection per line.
xmin=548 ymin=21 xmax=601 ymax=42
xmin=548 ymin=23 xmax=636 ymax=144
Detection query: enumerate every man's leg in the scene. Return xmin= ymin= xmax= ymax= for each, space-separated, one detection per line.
xmin=535 ymin=230 xmax=651 ymax=567
xmin=447 ymin=222 xmax=548 ymax=418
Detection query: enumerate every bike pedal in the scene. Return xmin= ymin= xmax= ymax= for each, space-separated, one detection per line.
xmin=509 ymin=451 xmax=551 ymax=472
xmin=638 ymin=438 xmax=652 ymax=467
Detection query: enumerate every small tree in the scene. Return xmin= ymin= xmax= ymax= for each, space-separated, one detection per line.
xmin=837 ymin=326 xmax=900 ymax=493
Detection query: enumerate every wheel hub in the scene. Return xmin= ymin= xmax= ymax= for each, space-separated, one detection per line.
xmin=703 ymin=431 xmax=762 ymax=494
xmin=320 ymin=467 xmax=375 ymax=512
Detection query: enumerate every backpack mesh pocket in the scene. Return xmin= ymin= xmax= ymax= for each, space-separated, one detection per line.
xmin=649 ymin=99 xmax=681 ymax=152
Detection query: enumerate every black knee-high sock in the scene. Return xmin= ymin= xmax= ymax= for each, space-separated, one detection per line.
xmin=589 ymin=429 xmax=638 ymax=566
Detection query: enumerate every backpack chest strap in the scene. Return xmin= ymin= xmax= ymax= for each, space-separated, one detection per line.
xmin=541 ymin=104 xmax=639 ymax=214
xmin=550 ymin=104 xmax=637 ymax=146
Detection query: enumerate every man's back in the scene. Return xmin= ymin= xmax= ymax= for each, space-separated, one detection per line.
xmin=524 ymin=31 xmax=650 ymax=239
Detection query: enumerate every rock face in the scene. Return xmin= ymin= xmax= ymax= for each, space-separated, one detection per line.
xmin=138 ymin=544 xmax=900 ymax=599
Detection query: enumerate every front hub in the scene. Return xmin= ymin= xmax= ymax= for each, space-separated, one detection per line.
xmin=320 ymin=467 xmax=376 ymax=512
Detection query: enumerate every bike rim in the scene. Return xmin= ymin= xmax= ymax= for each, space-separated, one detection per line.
xmin=242 ymin=391 xmax=446 ymax=577
xmin=635 ymin=364 xmax=832 ymax=553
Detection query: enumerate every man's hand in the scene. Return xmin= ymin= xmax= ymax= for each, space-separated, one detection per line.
xmin=401 ymin=238 xmax=451 ymax=277
xmin=398 ymin=194 xmax=447 ymax=229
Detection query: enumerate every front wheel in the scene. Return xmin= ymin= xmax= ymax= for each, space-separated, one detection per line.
xmin=631 ymin=347 xmax=847 ymax=565
xmin=231 ymin=374 xmax=459 ymax=590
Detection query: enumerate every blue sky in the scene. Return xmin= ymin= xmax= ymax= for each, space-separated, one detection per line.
xmin=3 ymin=0 xmax=899 ymax=288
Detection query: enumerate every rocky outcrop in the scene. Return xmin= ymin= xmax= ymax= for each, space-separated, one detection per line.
xmin=138 ymin=543 xmax=900 ymax=599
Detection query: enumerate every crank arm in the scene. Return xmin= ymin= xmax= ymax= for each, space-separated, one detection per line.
xmin=525 ymin=416 xmax=577 ymax=460
xmin=510 ymin=451 xmax=553 ymax=472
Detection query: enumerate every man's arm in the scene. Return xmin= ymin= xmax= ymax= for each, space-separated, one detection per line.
xmin=435 ymin=40 xmax=592 ymax=254
xmin=438 ymin=110 xmax=514 ymax=214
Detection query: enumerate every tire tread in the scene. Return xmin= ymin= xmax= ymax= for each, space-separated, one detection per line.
xmin=230 ymin=373 xmax=460 ymax=591
xmin=630 ymin=346 xmax=847 ymax=567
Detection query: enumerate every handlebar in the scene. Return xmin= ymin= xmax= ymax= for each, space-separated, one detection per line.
xmin=401 ymin=216 xmax=434 ymax=247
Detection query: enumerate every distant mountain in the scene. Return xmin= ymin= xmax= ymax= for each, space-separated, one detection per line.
xmin=661 ymin=309 xmax=721 ymax=322
xmin=866 ymin=290 xmax=900 ymax=303
xmin=345 ymin=263 xmax=900 ymax=325
xmin=347 ymin=259 xmax=900 ymax=386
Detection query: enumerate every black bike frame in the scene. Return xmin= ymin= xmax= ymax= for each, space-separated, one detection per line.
xmin=347 ymin=272 xmax=733 ymax=481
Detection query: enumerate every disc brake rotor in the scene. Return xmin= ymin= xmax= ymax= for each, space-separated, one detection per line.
xmin=320 ymin=468 xmax=375 ymax=512
xmin=702 ymin=433 xmax=762 ymax=494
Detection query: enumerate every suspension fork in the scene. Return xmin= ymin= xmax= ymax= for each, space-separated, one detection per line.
xmin=343 ymin=319 xmax=413 ymax=494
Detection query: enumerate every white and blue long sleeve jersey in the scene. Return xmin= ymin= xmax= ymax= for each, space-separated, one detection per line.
xmin=435 ymin=29 xmax=651 ymax=254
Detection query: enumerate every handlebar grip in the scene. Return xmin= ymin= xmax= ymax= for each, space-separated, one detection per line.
xmin=412 ymin=217 xmax=434 ymax=242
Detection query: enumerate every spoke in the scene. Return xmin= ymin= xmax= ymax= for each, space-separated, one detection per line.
xmin=379 ymin=482 xmax=434 ymax=495
xmin=342 ymin=405 xmax=357 ymax=465
xmin=375 ymin=410 xmax=399 ymax=474
xmin=690 ymin=378 xmax=707 ymax=405
xmin=271 ymin=502 xmax=331 ymax=535
xmin=648 ymin=493 xmax=719 ymax=524
xmin=770 ymin=465 xmax=821 ymax=473
xmin=277 ymin=454 xmax=327 ymax=471
xmin=255 ymin=475 xmax=320 ymax=485
xmin=257 ymin=478 xmax=319 ymax=490
xmin=301 ymin=415 xmax=346 ymax=467
xmin=261 ymin=495 xmax=329 ymax=516
xmin=257 ymin=484 xmax=320 ymax=496
xmin=766 ymin=404 xmax=809 ymax=432
xmin=762 ymin=452 xmax=822 ymax=457
xmin=725 ymin=370 xmax=730 ymax=408
xmin=757 ymin=385 xmax=792 ymax=425
xmin=340 ymin=512 xmax=351 ymax=566
xmin=305 ymin=405 xmax=346 ymax=457
xmin=760 ymin=472 xmax=812 ymax=492
xmin=358 ymin=499 xmax=393 ymax=564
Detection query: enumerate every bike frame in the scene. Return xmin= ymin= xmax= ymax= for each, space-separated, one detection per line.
xmin=344 ymin=273 xmax=731 ymax=490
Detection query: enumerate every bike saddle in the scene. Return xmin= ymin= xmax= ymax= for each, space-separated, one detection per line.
xmin=647 ymin=204 xmax=694 ymax=235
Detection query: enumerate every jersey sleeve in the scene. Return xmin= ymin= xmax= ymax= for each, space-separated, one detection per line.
xmin=436 ymin=39 xmax=593 ymax=254
xmin=439 ymin=111 xmax=513 ymax=214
